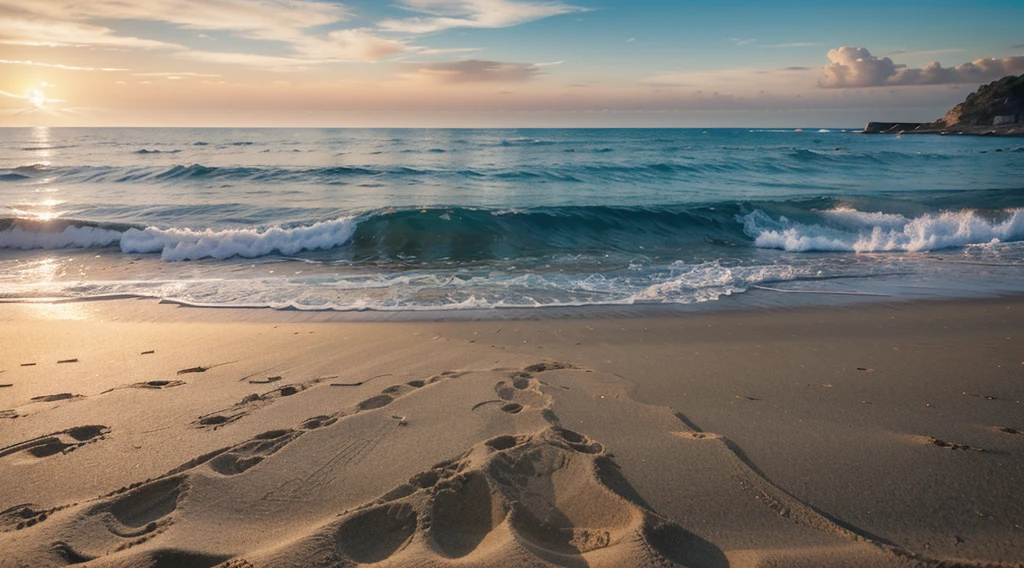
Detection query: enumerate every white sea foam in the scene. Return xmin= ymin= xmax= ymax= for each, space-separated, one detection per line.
xmin=0 ymin=225 xmax=123 ymax=249
xmin=0 ymin=217 xmax=359 ymax=260
xmin=741 ymin=208 xmax=1024 ymax=252
xmin=120 ymin=217 xmax=358 ymax=260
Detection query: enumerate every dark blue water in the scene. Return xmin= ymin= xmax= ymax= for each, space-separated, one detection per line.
xmin=1 ymin=127 xmax=1022 ymax=311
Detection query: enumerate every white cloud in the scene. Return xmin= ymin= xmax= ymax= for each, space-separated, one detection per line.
xmin=292 ymin=29 xmax=407 ymax=61
xmin=819 ymin=47 xmax=896 ymax=87
xmin=379 ymin=0 xmax=585 ymax=34
xmin=820 ymin=46 xmax=1024 ymax=88
xmin=890 ymin=57 xmax=1024 ymax=85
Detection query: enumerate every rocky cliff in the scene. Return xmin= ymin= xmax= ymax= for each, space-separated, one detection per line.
xmin=863 ymin=74 xmax=1024 ymax=136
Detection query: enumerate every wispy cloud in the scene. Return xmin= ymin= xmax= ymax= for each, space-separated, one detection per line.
xmin=380 ymin=0 xmax=586 ymax=34
xmin=407 ymin=59 xmax=544 ymax=82
xmin=4 ymin=0 xmax=350 ymax=44
xmin=820 ymin=46 xmax=1024 ymax=88
xmin=133 ymin=72 xmax=222 ymax=78
xmin=0 ymin=59 xmax=126 ymax=71
xmin=414 ymin=47 xmax=484 ymax=55
xmin=886 ymin=48 xmax=964 ymax=57
xmin=0 ymin=0 xmax=405 ymax=65
xmin=765 ymin=42 xmax=819 ymax=48
xmin=175 ymin=51 xmax=318 ymax=70
xmin=0 ymin=17 xmax=181 ymax=49
xmin=729 ymin=38 xmax=757 ymax=46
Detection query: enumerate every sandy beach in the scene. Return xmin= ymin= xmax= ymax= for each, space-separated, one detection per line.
xmin=1 ymin=296 xmax=1022 ymax=568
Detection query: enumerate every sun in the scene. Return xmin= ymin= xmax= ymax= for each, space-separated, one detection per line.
xmin=26 ymin=87 xmax=46 ymax=109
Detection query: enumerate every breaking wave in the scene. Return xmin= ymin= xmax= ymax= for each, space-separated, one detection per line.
xmin=742 ymin=208 xmax=1024 ymax=252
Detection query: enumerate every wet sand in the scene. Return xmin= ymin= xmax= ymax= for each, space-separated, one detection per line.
xmin=0 ymin=297 xmax=1022 ymax=567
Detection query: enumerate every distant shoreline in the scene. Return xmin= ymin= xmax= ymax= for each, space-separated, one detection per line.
xmin=861 ymin=121 xmax=1024 ymax=136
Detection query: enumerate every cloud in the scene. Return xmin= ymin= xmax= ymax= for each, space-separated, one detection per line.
xmin=175 ymin=51 xmax=317 ymax=70
xmin=1009 ymin=44 xmax=1024 ymax=50
xmin=0 ymin=1 xmax=403 ymax=64
xmin=729 ymin=38 xmax=756 ymax=46
xmin=409 ymin=59 xmax=543 ymax=82
xmin=133 ymin=72 xmax=221 ymax=77
xmin=0 ymin=59 xmax=126 ymax=71
xmin=291 ymin=29 xmax=407 ymax=61
xmin=379 ymin=0 xmax=586 ymax=34
xmin=766 ymin=42 xmax=819 ymax=48
xmin=0 ymin=16 xmax=181 ymax=49
xmin=820 ymin=46 xmax=1024 ymax=88
xmin=414 ymin=47 xmax=484 ymax=55
xmin=2 ymin=0 xmax=349 ymax=44
xmin=819 ymin=47 xmax=897 ymax=87
xmin=626 ymin=38 xmax=635 ymax=43
xmin=886 ymin=48 xmax=963 ymax=57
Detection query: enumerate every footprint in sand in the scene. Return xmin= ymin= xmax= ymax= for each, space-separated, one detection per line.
xmin=131 ymin=380 xmax=185 ymax=390
xmin=89 ymin=475 xmax=188 ymax=539
xmin=474 ymin=368 xmax=555 ymax=415
xmin=313 ymin=427 xmax=722 ymax=567
xmin=192 ymin=379 xmax=324 ymax=429
xmin=1 ymin=503 xmax=65 ymax=532
xmin=334 ymin=503 xmax=417 ymax=563
xmin=0 ymin=425 xmax=109 ymax=460
xmin=907 ymin=435 xmax=988 ymax=453
xmin=357 ymin=394 xmax=394 ymax=411
xmin=500 ymin=403 xmax=523 ymax=414
xmin=31 ymin=393 xmax=78 ymax=403
xmin=301 ymin=415 xmax=338 ymax=430
xmin=523 ymin=361 xmax=578 ymax=373
xmin=208 ymin=430 xmax=304 ymax=476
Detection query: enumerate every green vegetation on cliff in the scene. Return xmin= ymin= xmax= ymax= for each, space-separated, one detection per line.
xmin=938 ymin=74 xmax=1024 ymax=127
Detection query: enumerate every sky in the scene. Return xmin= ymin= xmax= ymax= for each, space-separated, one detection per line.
xmin=1 ymin=0 xmax=1023 ymax=127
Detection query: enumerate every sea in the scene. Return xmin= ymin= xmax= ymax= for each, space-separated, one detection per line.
xmin=1 ymin=127 xmax=1023 ymax=316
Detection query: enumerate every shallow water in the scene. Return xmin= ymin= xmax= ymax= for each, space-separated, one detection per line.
xmin=2 ymin=127 xmax=1022 ymax=312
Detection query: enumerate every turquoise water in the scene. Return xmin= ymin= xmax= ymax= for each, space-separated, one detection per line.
xmin=1 ymin=127 xmax=1023 ymax=311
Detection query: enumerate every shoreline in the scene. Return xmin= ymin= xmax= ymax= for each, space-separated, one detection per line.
xmin=0 ymin=283 xmax=1019 ymax=323
xmin=1 ymin=295 xmax=1022 ymax=566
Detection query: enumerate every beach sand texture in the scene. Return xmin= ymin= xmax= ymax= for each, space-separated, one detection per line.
xmin=0 ymin=298 xmax=1022 ymax=567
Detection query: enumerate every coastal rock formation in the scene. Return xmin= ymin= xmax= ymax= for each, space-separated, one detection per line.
xmin=864 ymin=73 xmax=1024 ymax=135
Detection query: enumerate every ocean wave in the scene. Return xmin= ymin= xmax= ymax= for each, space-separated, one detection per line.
xmin=0 ymin=217 xmax=357 ymax=260
xmin=0 ymin=224 xmax=123 ymax=249
xmin=120 ymin=218 xmax=358 ymax=260
xmin=5 ymin=201 xmax=1024 ymax=261
xmin=742 ymin=208 xmax=1024 ymax=252
xmin=12 ymin=152 xmax=983 ymax=186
